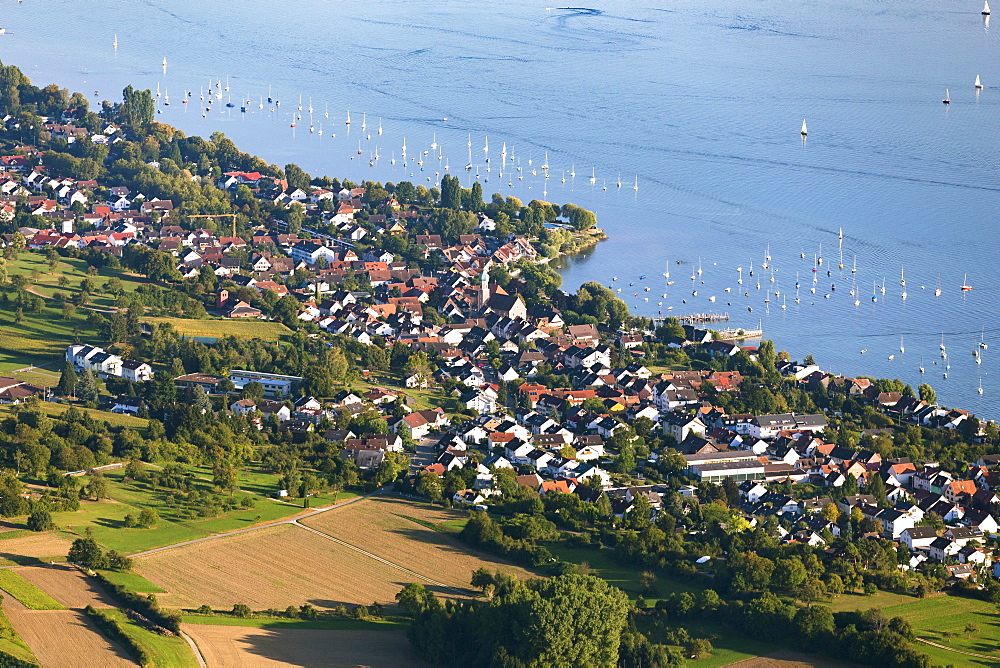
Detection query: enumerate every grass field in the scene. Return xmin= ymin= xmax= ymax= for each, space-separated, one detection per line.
xmin=182 ymin=623 xmax=419 ymax=667
xmin=97 ymin=609 xmax=197 ymax=668
xmin=96 ymin=570 xmax=165 ymax=594
xmin=0 ymin=403 xmax=149 ymax=431
xmin=882 ymin=595 xmax=1000 ymax=665
xmin=543 ymin=541 xmax=702 ymax=601
xmin=0 ymin=604 xmax=37 ymax=666
xmin=141 ymin=316 xmax=291 ymax=341
xmin=0 ymin=570 xmax=65 ymax=610
xmin=7 ymin=253 xmax=146 ymax=310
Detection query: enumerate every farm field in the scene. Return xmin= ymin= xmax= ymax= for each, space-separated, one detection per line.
xmin=135 ymin=524 xmax=422 ymax=610
xmin=3 ymin=598 xmax=136 ymax=668
xmin=300 ymin=496 xmax=535 ymax=591
xmin=141 ymin=316 xmax=292 ymax=341
xmin=17 ymin=566 xmax=120 ymax=610
xmin=0 ymin=531 xmax=73 ymax=566
xmin=182 ymin=624 xmax=419 ymax=667
xmin=0 ymin=570 xmax=65 ymax=610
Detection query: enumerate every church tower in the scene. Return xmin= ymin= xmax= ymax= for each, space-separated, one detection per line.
xmin=480 ymin=267 xmax=490 ymax=309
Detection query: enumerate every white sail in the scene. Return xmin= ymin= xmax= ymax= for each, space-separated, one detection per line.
xmin=800 ymin=119 xmax=808 ymax=135
xmin=984 ymin=0 xmax=991 ymax=15
xmin=976 ymin=74 xmax=983 ymax=88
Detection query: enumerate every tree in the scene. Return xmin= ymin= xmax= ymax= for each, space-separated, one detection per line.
xmin=87 ymin=473 xmax=109 ymax=501
xmin=232 ymin=603 xmax=253 ymax=618
xmin=918 ymin=383 xmax=936 ymax=405
xmin=416 ymin=472 xmax=443 ymax=502
xmin=119 ymin=85 xmax=154 ymax=131
xmin=76 ymin=368 xmax=98 ymax=403
xmin=138 ymin=508 xmax=159 ymax=528
xmin=284 ymin=163 xmax=312 ymax=191
xmin=56 ymin=360 xmax=78 ymax=397
xmin=67 ymin=537 xmax=108 ymax=569
xmin=439 ymin=174 xmax=461 ymax=209
xmin=26 ymin=509 xmax=54 ymax=532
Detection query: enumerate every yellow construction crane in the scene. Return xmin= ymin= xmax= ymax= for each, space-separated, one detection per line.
xmin=187 ymin=213 xmax=239 ymax=237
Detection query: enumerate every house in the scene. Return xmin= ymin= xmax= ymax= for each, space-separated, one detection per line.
xmin=0 ymin=378 xmax=44 ymax=404
xmin=453 ymin=490 xmax=486 ymax=506
xmin=662 ymin=411 xmax=707 ymax=443
xmin=120 ymin=360 xmax=154 ymax=382
xmin=398 ymin=409 xmax=451 ymax=440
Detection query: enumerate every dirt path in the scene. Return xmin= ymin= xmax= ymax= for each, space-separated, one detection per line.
xmin=915 ymin=637 xmax=1000 ymax=661
xmin=180 ymin=629 xmax=208 ymax=668
xmin=130 ymin=487 xmax=385 ymax=558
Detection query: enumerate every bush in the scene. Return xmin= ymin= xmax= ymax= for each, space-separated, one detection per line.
xmin=196 ymin=605 xmax=212 ymax=615
xmin=26 ymin=510 xmax=54 ymax=532
xmin=91 ymin=572 xmax=181 ymax=634
xmin=232 ymin=603 xmax=252 ymax=618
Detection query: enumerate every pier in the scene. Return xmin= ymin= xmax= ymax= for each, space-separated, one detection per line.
xmin=676 ymin=313 xmax=730 ymax=325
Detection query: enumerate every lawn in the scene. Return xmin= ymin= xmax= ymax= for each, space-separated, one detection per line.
xmin=0 ymin=605 xmax=37 ymax=666
xmin=97 ymin=608 xmax=197 ymax=668
xmin=825 ymin=588 xmax=922 ymax=613
xmin=883 ymin=595 xmax=1000 ymax=664
xmin=141 ymin=316 xmax=291 ymax=342
xmin=0 ymin=303 xmax=100 ymax=371
xmin=543 ymin=542 xmax=703 ymax=600
xmin=96 ymin=570 xmax=165 ymax=594
xmin=180 ymin=614 xmax=407 ymax=631
xmin=7 ymin=252 xmax=146 ymax=310
xmin=0 ymin=403 xmax=149 ymax=431
xmin=0 ymin=570 xmax=65 ymax=610
xmin=669 ymin=619 xmax=784 ymax=668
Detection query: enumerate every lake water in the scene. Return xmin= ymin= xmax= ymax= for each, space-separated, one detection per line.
xmin=5 ymin=0 xmax=999 ymax=417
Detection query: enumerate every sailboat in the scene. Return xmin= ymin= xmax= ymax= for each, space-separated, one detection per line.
xmin=984 ymin=0 xmax=991 ymax=15
xmin=465 ymin=136 xmax=473 ymax=171
xmin=378 ymin=118 xmax=383 ymax=136
xmin=162 ymin=56 xmax=167 ymax=69
xmin=590 ymin=167 xmax=596 ymax=185
xmin=541 ymin=152 xmax=549 ymax=170
xmin=976 ymin=74 xmax=984 ymax=89
xmin=633 ymin=175 xmax=638 ymax=192
xmin=570 ymin=165 xmax=576 ymax=178
xmin=979 ymin=378 xmax=984 ymax=395
xmin=934 ymin=275 xmax=942 ymax=297
xmin=800 ymin=119 xmax=808 ymax=136
xmin=980 ymin=327 xmax=988 ymax=350
xmin=961 ymin=274 xmax=973 ymax=291
xmin=872 ymin=280 xmax=878 ymax=303
xmin=345 ymin=110 xmax=351 ymax=125
xmin=900 ymin=335 xmax=905 ymax=354
xmin=943 ymin=88 xmax=951 ymax=104
xmin=361 ymin=112 xmax=367 ymax=132
xmin=113 ymin=34 xmax=118 ymax=49
xmin=616 ymin=173 xmax=622 ymax=189
xmin=838 ymin=228 xmax=844 ymax=269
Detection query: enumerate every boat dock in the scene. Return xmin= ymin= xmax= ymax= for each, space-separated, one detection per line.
xmin=676 ymin=313 xmax=730 ymax=325
xmin=716 ymin=327 xmax=763 ymax=340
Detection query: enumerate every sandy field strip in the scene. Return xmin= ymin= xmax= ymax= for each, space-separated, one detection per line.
xmin=301 ymin=497 xmax=534 ymax=589
xmin=17 ymin=565 xmax=119 ymax=609
xmin=136 ymin=524 xmax=421 ymax=610
xmin=3 ymin=597 xmax=136 ymax=667
xmin=727 ymin=649 xmax=862 ymax=668
xmin=183 ymin=624 xmax=419 ymax=668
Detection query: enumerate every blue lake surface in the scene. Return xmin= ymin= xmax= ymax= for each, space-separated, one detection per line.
xmin=4 ymin=0 xmax=998 ymax=416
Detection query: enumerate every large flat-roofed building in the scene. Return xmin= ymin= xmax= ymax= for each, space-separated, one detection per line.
xmin=228 ymin=370 xmax=303 ymax=398
xmin=684 ymin=450 xmax=765 ymax=483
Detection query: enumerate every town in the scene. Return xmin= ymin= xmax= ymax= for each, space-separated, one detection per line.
xmin=0 ymin=65 xmax=994 ymax=667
